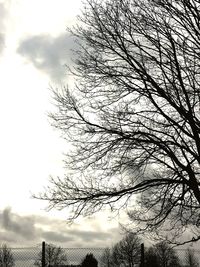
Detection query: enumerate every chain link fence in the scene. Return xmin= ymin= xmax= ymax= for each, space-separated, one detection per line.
xmin=1 ymin=242 xmax=200 ymax=267
xmin=142 ymin=247 xmax=200 ymax=267
xmin=6 ymin=246 xmax=41 ymax=267
xmin=62 ymin=247 xmax=105 ymax=266
xmin=1 ymin=243 xmax=105 ymax=267
xmin=175 ymin=248 xmax=200 ymax=267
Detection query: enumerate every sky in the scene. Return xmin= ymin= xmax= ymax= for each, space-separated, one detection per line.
xmin=0 ymin=0 xmax=121 ymax=248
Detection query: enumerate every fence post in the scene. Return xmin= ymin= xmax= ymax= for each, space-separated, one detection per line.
xmin=140 ymin=243 xmax=144 ymax=267
xmin=42 ymin=241 xmax=46 ymax=267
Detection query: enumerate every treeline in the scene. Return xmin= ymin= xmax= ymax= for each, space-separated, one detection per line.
xmin=35 ymin=244 xmax=98 ymax=267
xmin=0 ymin=242 xmax=99 ymax=267
xmin=100 ymin=233 xmax=199 ymax=267
xmin=0 ymin=238 xmax=199 ymax=267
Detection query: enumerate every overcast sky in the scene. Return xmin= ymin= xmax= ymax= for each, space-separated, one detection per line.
xmin=0 ymin=0 xmax=121 ymax=248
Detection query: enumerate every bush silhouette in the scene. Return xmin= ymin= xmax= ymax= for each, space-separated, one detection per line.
xmin=81 ymin=253 xmax=98 ymax=267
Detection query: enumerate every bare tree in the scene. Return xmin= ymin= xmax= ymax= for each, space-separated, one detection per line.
xmin=0 ymin=244 xmax=15 ymax=267
xmin=145 ymin=247 xmax=159 ymax=267
xmin=154 ymin=241 xmax=181 ymax=267
xmin=100 ymin=248 xmax=112 ymax=267
xmin=37 ymin=0 xmax=200 ymax=244
xmin=107 ymin=233 xmax=141 ymax=267
xmin=144 ymin=242 xmax=181 ymax=267
xmin=184 ymin=248 xmax=199 ymax=267
xmin=34 ymin=244 xmax=68 ymax=267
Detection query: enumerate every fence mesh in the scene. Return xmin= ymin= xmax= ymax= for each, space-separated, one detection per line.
xmin=4 ymin=246 xmax=105 ymax=267
xmin=8 ymin=247 xmax=41 ymax=267
xmin=62 ymin=248 xmax=105 ymax=266
xmin=1 ymin=244 xmax=200 ymax=267
xmin=175 ymin=248 xmax=200 ymax=267
xmin=143 ymin=247 xmax=200 ymax=267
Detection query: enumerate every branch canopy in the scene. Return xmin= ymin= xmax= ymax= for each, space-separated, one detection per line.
xmin=37 ymin=0 xmax=200 ymax=244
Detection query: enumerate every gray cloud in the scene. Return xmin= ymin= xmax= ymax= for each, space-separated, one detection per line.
xmin=68 ymin=229 xmax=113 ymax=243
xmin=17 ymin=34 xmax=77 ymax=82
xmin=0 ymin=33 xmax=5 ymax=53
xmin=42 ymin=231 xmax=74 ymax=243
xmin=0 ymin=208 xmax=119 ymax=247
xmin=0 ymin=207 xmax=37 ymax=239
xmin=0 ymin=231 xmax=16 ymax=243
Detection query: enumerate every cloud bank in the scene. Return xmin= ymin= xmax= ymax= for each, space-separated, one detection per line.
xmin=17 ymin=34 xmax=77 ymax=83
xmin=0 ymin=208 xmax=119 ymax=247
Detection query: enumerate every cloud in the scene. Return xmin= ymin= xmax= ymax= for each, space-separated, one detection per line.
xmin=42 ymin=231 xmax=74 ymax=243
xmin=0 ymin=2 xmax=8 ymax=54
xmin=0 ymin=33 xmax=5 ymax=53
xmin=68 ymin=229 xmax=113 ymax=243
xmin=17 ymin=34 xmax=77 ymax=82
xmin=0 ymin=207 xmax=37 ymax=239
xmin=0 ymin=208 xmax=119 ymax=247
xmin=0 ymin=231 xmax=16 ymax=243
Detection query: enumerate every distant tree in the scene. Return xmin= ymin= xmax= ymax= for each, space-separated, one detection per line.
xmin=34 ymin=244 xmax=68 ymax=267
xmin=36 ymin=0 xmax=200 ymax=245
xmin=81 ymin=253 xmax=98 ymax=267
xmin=112 ymin=233 xmax=141 ymax=267
xmin=0 ymin=244 xmax=15 ymax=267
xmin=154 ymin=241 xmax=181 ymax=267
xmin=145 ymin=247 xmax=159 ymax=267
xmin=100 ymin=248 xmax=112 ymax=267
xmin=111 ymin=243 xmax=122 ymax=267
xmin=184 ymin=248 xmax=199 ymax=267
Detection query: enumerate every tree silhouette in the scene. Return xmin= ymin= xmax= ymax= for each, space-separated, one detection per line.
xmin=100 ymin=233 xmax=141 ymax=267
xmin=144 ymin=242 xmax=181 ymax=267
xmin=0 ymin=244 xmax=15 ymax=267
xmin=154 ymin=241 xmax=181 ymax=267
xmin=37 ymin=0 xmax=200 ymax=244
xmin=34 ymin=244 xmax=67 ymax=267
xmin=81 ymin=253 xmax=98 ymax=267
xmin=112 ymin=233 xmax=140 ymax=267
xmin=100 ymin=248 xmax=112 ymax=267
xmin=145 ymin=247 xmax=159 ymax=267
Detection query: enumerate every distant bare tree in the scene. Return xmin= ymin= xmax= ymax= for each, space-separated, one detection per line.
xmin=36 ymin=0 xmax=200 ymax=244
xmin=184 ymin=248 xmax=199 ymax=267
xmin=34 ymin=244 xmax=67 ymax=267
xmin=154 ymin=241 xmax=181 ymax=267
xmin=111 ymin=233 xmax=141 ymax=267
xmin=145 ymin=247 xmax=159 ymax=267
xmin=0 ymin=244 xmax=15 ymax=267
xmin=100 ymin=248 xmax=112 ymax=267
xmin=144 ymin=242 xmax=181 ymax=267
